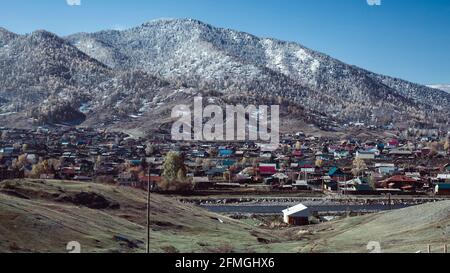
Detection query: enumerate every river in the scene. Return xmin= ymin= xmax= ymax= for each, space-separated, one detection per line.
xmin=201 ymin=204 xmax=413 ymax=214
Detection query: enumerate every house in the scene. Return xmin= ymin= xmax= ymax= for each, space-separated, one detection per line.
xmin=292 ymin=180 xmax=309 ymax=190
xmin=334 ymin=150 xmax=349 ymax=160
xmin=206 ymin=167 xmax=227 ymax=178
xmin=437 ymin=174 xmax=450 ymax=183
xmin=328 ymin=167 xmax=347 ymax=182
xmin=339 ymin=177 xmax=373 ymax=194
xmin=0 ymin=147 xmax=14 ymax=157
xmin=323 ymin=179 xmax=338 ymax=191
xmin=375 ymin=163 xmax=396 ymax=175
xmin=405 ymin=172 xmax=421 ymax=180
xmin=138 ymin=174 xmax=162 ymax=190
xmin=299 ymin=163 xmax=316 ymax=174
xmin=191 ymin=150 xmax=208 ymax=158
xmin=260 ymin=152 xmax=273 ymax=159
xmin=282 ymin=203 xmax=311 ymax=226
xmin=235 ymin=173 xmax=252 ymax=183
xmin=192 ymin=176 xmax=213 ymax=190
xmin=389 ymin=149 xmax=413 ymax=157
xmin=387 ymin=139 xmax=400 ymax=148
xmin=259 ymin=144 xmax=278 ymax=153
xmin=356 ymin=150 xmax=376 ymax=160
xmin=442 ymin=163 xmax=450 ymax=173
xmin=258 ymin=163 xmax=277 ymax=176
xmin=118 ymin=172 xmax=135 ymax=186
xmin=352 ymin=184 xmax=374 ymax=194
xmin=221 ymin=159 xmax=236 ymax=168
xmin=315 ymin=151 xmax=332 ymax=161
xmin=218 ymin=149 xmax=234 ymax=157
xmin=378 ymin=175 xmax=418 ymax=192
xmin=435 ymin=184 xmax=450 ymax=195
xmin=128 ymin=159 xmax=142 ymax=167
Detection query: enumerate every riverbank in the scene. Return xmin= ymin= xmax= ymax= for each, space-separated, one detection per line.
xmin=180 ymin=195 xmax=449 ymax=207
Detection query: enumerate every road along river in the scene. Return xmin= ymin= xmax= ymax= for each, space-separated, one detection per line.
xmin=201 ymin=204 xmax=413 ymax=215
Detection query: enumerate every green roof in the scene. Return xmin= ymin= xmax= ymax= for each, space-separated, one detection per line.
xmin=355 ymin=184 xmax=373 ymax=191
xmin=437 ymin=184 xmax=450 ymax=190
xmin=328 ymin=167 xmax=345 ymax=176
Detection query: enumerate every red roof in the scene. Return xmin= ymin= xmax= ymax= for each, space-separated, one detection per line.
xmin=139 ymin=175 xmax=162 ymax=183
xmin=388 ymin=139 xmax=400 ymax=146
xmin=383 ymin=175 xmax=416 ymax=183
xmin=259 ymin=166 xmax=277 ymax=175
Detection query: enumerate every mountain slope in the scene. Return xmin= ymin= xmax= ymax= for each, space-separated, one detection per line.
xmin=0 ymin=19 xmax=449 ymax=130
xmin=67 ymin=18 xmax=450 ymax=127
xmin=0 ymin=27 xmax=18 ymax=47
xmin=0 ymin=30 xmax=112 ymax=120
xmin=0 ymin=29 xmax=174 ymax=126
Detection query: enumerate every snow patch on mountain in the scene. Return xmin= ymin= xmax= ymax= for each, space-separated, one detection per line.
xmin=428 ymin=84 xmax=450 ymax=93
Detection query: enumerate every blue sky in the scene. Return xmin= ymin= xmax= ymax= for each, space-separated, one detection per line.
xmin=1 ymin=0 xmax=449 ymax=85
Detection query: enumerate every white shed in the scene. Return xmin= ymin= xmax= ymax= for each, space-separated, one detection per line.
xmin=282 ymin=203 xmax=310 ymax=225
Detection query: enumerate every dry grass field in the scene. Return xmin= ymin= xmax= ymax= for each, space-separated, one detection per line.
xmin=1 ymin=179 xmax=449 ymax=253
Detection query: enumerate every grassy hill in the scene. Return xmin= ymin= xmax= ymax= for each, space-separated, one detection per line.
xmin=274 ymin=201 xmax=450 ymax=253
xmin=0 ymin=179 xmax=281 ymax=253
xmin=1 ymin=179 xmax=449 ymax=253
xmin=0 ymin=179 xmax=147 ymax=253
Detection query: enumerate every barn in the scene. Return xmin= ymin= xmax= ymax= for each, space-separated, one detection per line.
xmin=282 ymin=204 xmax=311 ymax=226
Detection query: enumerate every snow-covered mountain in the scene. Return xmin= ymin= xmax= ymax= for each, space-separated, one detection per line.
xmin=67 ymin=19 xmax=450 ymax=126
xmin=428 ymin=84 xmax=450 ymax=93
xmin=0 ymin=28 xmax=172 ymax=125
xmin=1 ymin=18 xmax=449 ymax=130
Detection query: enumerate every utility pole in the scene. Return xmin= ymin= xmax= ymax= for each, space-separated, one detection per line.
xmin=146 ymin=166 xmax=151 ymax=254
xmin=388 ymin=193 xmax=392 ymax=211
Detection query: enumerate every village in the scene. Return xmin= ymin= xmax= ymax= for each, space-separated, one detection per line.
xmin=1 ymin=126 xmax=450 ymax=198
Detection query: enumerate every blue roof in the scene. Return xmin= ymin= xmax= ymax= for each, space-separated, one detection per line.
xmin=0 ymin=147 xmax=13 ymax=154
xmin=219 ymin=149 xmax=234 ymax=156
xmin=437 ymin=184 xmax=450 ymax=190
xmin=129 ymin=160 xmax=142 ymax=165
xmin=222 ymin=159 xmax=236 ymax=167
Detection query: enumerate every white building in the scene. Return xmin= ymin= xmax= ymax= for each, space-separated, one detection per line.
xmin=282 ymin=203 xmax=310 ymax=226
xmin=356 ymin=151 xmax=375 ymax=160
